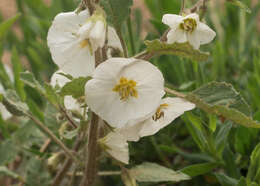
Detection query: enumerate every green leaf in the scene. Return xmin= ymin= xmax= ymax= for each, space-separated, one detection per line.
xmin=186 ymin=82 xmax=260 ymax=128
xmin=129 ymin=162 xmax=190 ymax=183
xmin=25 ymin=157 xmax=51 ymax=186
xmin=0 ymin=166 xmax=20 ymax=179
xmin=237 ymin=177 xmax=246 ymax=186
xmin=0 ymin=13 xmax=21 ymax=42
xmin=226 ymin=0 xmax=251 ymax=13
xmin=100 ymin=0 xmax=133 ymax=29
xmin=1 ymin=89 xmax=28 ymax=116
xmin=144 ymin=40 xmax=209 ymax=61
xmin=0 ymin=140 xmax=18 ymax=165
xmin=181 ymin=162 xmax=219 ymax=177
xmin=215 ymin=173 xmax=238 ymax=186
xmin=11 ymin=46 xmax=26 ymax=101
xmin=60 ymin=77 xmax=91 ymax=99
xmin=247 ymin=143 xmax=260 ymax=184
xmin=20 ymin=71 xmax=45 ymax=94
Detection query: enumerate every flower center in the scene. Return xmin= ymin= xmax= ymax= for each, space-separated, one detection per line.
xmin=112 ymin=77 xmax=138 ymax=101
xmin=179 ymin=18 xmax=197 ymax=33
xmin=152 ymin=103 xmax=169 ymax=121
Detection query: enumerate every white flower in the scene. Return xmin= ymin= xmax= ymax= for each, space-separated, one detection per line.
xmin=50 ymin=71 xmax=86 ymax=117
xmin=47 ymin=10 xmax=122 ymax=78
xmin=0 ymin=65 xmax=13 ymax=120
xmin=99 ymin=132 xmax=129 ymax=164
xmin=85 ymin=58 xmax=165 ymax=128
xmin=162 ymin=13 xmax=216 ymax=49
xmin=118 ymin=97 xmax=195 ymax=142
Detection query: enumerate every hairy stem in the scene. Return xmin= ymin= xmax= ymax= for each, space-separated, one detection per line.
xmin=81 ymin=49 xmax=102 ymax=186
xmin=83 ymin=0 xmax=95 ymax=14
xmin=81 ymin=113 xmax=100 ymax=186
xmin=59 ymin=106 xmax=78 ymax=129
xmin=164 ymin=87 xmax=186 ymax=98
xmin=180 ymin=0 xmax=186 ymax=14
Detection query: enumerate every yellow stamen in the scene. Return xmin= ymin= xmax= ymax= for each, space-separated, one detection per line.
xmin=179 ymin=18 xmax=197 ymax=33
xmin=152 ymin=103 xmax=169 ymax=121
xmin=113 ymin=77 xmax=138 ymax=101
xmin=79 ymin=39 xmax=93 ymax=54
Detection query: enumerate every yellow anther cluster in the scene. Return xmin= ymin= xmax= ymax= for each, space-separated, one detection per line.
xmin=179 ymin=18 xmax=197 ymax=33
xmin=152 ymin=103 xmax=169 ymax=121
xmin=113 ymin=77 xmax=138 ymax=101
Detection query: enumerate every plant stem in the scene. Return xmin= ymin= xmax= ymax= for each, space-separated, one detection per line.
xmin=27 ymin=114 xmax=78 ymax=163
xmin=80 ymin=113 xmax=100 ymax=186
xmin=59 ymin=106 xmax=78 ymax=129
xmin=180 ymin=0 xmax=186 ymax=14
xmin=52 ymin=136 xmax=83 ymax=186
xmin=81 ymin=49 xmax=102 ymax=186
xmin=127 ymin=17 xmax=136 ymax=55
xmin=83 ymin=0 xmax=95 ymax=15
xmin=164 ymin=87 xmax=186 ymax=98
xmin=116 ymin=28 xmax=128 ymax=57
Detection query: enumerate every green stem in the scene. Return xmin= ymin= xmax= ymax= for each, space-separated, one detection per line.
xmin=127 ymin=17 xmax=136 ymax=55
xmin=116 ymin=28 xmax=128 ymax=57
xmin=164 ymin=87 xmax=186 ymax=98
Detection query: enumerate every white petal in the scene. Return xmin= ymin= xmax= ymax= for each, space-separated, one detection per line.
xmin=50 ymin=70 xmax=71 ymax=87
xmin=195 ymin=22 xmax=216 ymax=45
xmin=64 ymin=96 xmax=81 ymax=111
xmin=139 ymin=97 xmax=195 ymax=137
xmin=107 ymin=27 xmax=123 ymax=51
xmin=89 ymin=21 xmax=106 ymax=51
xmin=85 ymin=58 xmax=165 ymax=128
xmin=104 ymin=132 xmax=129 ymax=164
xmin=77 ymin=21 xmax=93 ymax=40
xmin=116 ymin=122 xmax=145 ymax=142
xmin=187 ymin=32 xmax=201 ymax=50
xmin=162 ymin=14 xmax=183 ymax=30
xmin=47 ymin=10 xmax=95 ymax=77
xmin=167 ymin=28 xmax=187 ymax=44
xmin=49 ymin=10 xmax=89 ymax=35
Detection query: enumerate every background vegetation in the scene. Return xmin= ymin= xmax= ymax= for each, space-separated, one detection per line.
xmin=0 ymin=0 xmax=260 ymax=185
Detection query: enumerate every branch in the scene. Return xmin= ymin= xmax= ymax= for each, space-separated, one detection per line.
xmin=59 ymin=106 xmax=78 ymax=129
xmin=27 ymin=114 xmax=79 ymax=163
xmin=51 ymin=136 xmax=83 ymax=186
xmin=164 ymin=87 xmax=186 ymax=98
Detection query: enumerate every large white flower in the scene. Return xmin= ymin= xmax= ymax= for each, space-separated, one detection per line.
xmin=99 ymin=132 xmax=129 ymax=164
xmin=162 ymin=13 xmax=216 ymax=49
xmin=85 ymin=58 xmax=165 ymax=128
xmin=47 ymin=10 xmax=122 ymax=78
xmin=118 ymin=97 xmax=195 ymax=142
xmin=50 ymin=71 xmax=86 ymax=116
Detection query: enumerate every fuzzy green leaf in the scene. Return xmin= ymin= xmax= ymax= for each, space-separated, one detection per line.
xmin=1 ymin=89 xmax=28 ymax=116
xmin=144 ymin=40 xmax=209 ymax=61
xmin=181 ymin=162 xmax=219 ymax=177
xmin=130 ymin=162 xmax=190 ymax=183
xmin=186 ymin=82 xmax=260 ymax=128
xmin=100 ymin=0 xmax=133 ymax=29
xmin=247 ymin=143 xmax=260 ymax=184
xmin=60 ymin=77 xmax=91 ymax=99
xmin=20 ymin=71 xmax=45 ymax=93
